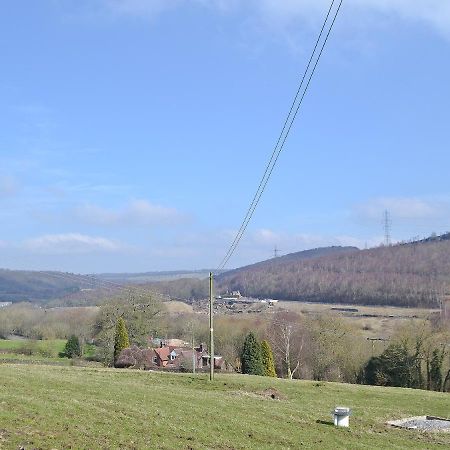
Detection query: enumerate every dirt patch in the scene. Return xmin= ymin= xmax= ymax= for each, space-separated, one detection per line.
xmin=230 ymin=388 xmax=287 ymax=401
xmin=259 ymin=388 xmax=286 ymax=400
xmin=0 ymin=428 xmax=10 ymax=443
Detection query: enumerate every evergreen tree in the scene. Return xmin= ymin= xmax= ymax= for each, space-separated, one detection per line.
xmin=261 ymin=340 xmax=277 ymax=377
xmin=114 ymin=317 xmax=130 ymax=365
xmin=362 ymin=342 xmax=423 ymax=388
xmin=241 ymin=332 xmax=264 ymax=376
xmin=63 ymin=335 xmax=82 ymax=358
xmin=429 ymin=348 xmax=444 ymax=391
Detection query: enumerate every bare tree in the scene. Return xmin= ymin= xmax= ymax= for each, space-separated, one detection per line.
xmin=268 ymin=312 xmax=303 ymax=379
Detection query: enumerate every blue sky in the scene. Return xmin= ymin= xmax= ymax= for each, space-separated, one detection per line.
xmin=1 ymin=0 xmax=449 ymax=272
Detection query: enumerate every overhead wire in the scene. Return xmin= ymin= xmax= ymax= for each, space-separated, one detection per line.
xmin=217 ymin=0 xmax=337 ymax=272
xmin=217 ymin=0 xmax=343 ymax=272
xmin=15 ymin=1 xmax=344 ymax=310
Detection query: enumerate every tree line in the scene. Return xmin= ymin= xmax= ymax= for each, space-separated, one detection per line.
xmin=3 ymin=289 xmax=450 ymax=392
xmin=105 ymin=307 xmax=450 ymax=392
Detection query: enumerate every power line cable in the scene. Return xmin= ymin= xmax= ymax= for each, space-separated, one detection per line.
xmin=217 ymin=0 xmax=343 ymax=271
xmin=217 ymin=0 xmax=337 ymax=271
xmin=218 ymin=0 xmax=343 ymax=271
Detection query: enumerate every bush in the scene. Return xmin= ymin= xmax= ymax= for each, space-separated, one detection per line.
xmin=61 ymin=335 xmax=82 ymax=358
xmin=115 ymin=346 xmax=154 ymax=370
xmin=361 ymin=342 xmax=422 ymax=388
xmin=16 ymin=341 xmax=39 ymax=356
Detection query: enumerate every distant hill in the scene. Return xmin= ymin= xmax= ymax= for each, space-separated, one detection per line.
xmin=220 ymin=246 xmax=359 ymax=277
xmin=216 ymin=236 xmax=450 ymax=308
xmin=136 ymin=248 xmax=359 ymax=302
xmin=0 ymin=269 xmax=109 ymax=304
xmin=97 ymin=269 xmax=223 ymax=284
xmin=4 ymin=233 xmax=450 ymax=308
xmin=0 ymin=268 xmax=215 ymax=305
xmin=141 ymin=277 xmax=210 ymax=302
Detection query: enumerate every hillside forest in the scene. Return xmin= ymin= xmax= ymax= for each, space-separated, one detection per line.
xmin=1 ymin=234 xmax=449 ymax=309
xmin=215 ymin=236 xmax=450 ymax=308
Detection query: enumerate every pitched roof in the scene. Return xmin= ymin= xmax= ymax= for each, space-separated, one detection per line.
xmin=154 ymin=347 xmax=170 ymax=361
xmin=153 ymin=345 xmax=222 ymax=366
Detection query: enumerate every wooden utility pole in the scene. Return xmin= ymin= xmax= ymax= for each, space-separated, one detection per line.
xmin=192 ymin=333 xmax=196 ymax=375
xmin=209 ymin=272 xmax=214 ymax=381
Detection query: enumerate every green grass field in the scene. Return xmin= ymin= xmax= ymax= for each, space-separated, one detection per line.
xmin=0 ymin=364 xmax=449 ymax=449
xmin=0 ymin=339 xmax=99 ymax=367
xmin=0 ymin=338 xmax=66 ymax=353
xmin=0 ymin=339 xmax=67 ymax=365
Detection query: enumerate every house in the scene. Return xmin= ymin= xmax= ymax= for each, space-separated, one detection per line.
xmin=152 ymin=343 xmax=223 ymax=370
xmin=116 ymin=341 xmax=226 ymax=371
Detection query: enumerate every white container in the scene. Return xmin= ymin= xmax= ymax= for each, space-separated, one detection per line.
xmin=333 ymin=407 xmax=351 ymax=427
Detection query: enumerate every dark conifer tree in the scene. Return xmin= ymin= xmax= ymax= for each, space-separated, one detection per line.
xmin=114 ymin=317 xmax=130 ymax=365
xmin=430 ymin=348 xmax=444 ymax=391
xmin=241 ymin=332 xmax=264 ymax=376
xmin=63 ymin=335 xmax=82 ymax=358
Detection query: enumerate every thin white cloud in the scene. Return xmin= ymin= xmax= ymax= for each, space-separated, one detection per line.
xmin=24 ymin=233 xmax=123 ymax=254
xmin=354 ymin=0 xmax=450 ymax=36
xmin=93 ymin=0 xmax=450 ymax=38
xmin=178 ymin=227 xmax=365 ymax=267
xmin=74 ymin=199 xmax=187 ymax=227
xmin=246 ymin=0 xmax=450 ymax=37
xmin=249 ymin=228 xmax=366 ymax=250
xmin=252 ymin=228 xmax=280 ymax=245
xmin=355 ymin=197 xmax=450 ymax=221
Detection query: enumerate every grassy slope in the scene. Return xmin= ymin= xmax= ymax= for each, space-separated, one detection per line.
xmin=0 ymin=339 xmax=66 ymax=353
xmin=0 ymin=339 xmax=67 ymax=364
xmin=1 ymin=365 xmax=449 ymax=449
xmin=0 ymin=339 xmax=99 ymax=365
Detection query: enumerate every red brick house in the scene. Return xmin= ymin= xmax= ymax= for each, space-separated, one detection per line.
xmin=116 ymin=342 xmax=225 ymax=371
xmin=152 ymin=343 xmax=224 ymax=370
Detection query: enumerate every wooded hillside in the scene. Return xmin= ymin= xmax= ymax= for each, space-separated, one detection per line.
xmin=216 ymin=236 xmax=450 ymax=308
xmin=2 ymin=234 xmax=449 ymax=308
xmin=0 ymin=269 xmax=95 ymax=303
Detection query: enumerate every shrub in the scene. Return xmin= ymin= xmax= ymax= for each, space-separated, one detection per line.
xmin=361 ymin=342 xmax=422 ymax=388
xmin=16 ymin=341 xmax=39 ymax=356
xmin=115 ymin=346 xmax=155 ymax=370
xmin=61 ymin=335 xmax=82 ymax=358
